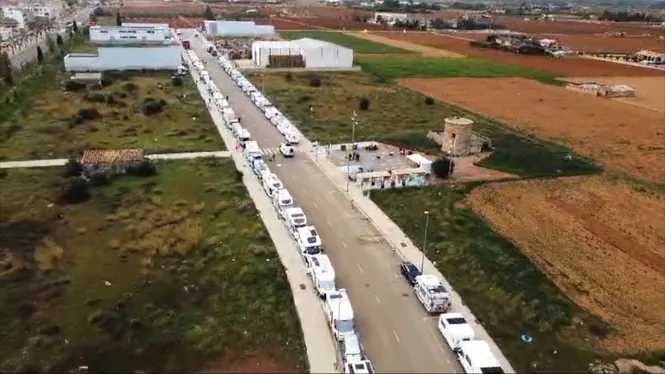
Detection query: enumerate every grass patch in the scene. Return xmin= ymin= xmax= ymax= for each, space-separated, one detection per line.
xmin=371 ymin=184 xmax=606 ymax=373
xmin=358 ymin=55 xmax=561 ymax=85
xmin=0 ymin=160 xmax=306 ymax=372
xmin=248 ymin=72 xmax=600 ymax=178
xmin=279 ymin=31 xmax=413 ymax=54
xmin=0 ymin=67 xmax=225 ymax=160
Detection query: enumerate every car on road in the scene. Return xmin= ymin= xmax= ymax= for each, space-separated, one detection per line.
xmin=399 ymin=261 xmax=421 ymax=286
xmin=280 ymin=142 xmax=295 ymax=158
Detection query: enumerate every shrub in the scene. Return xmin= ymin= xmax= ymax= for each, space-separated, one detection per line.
xmin=89 ymin=172 xmax=111 ymax=186
xmin=63 ymin=80 xmax=86 ymax=92
xmin=425 ymin=96 xmax=435 ymax=105
xmin=84 ymin=92 xmax=107 ymax=103
xmin=126 ymin=160 xmax=156 ymax=176
xmin=77 ymin=108 xmax=101 ymax=120
xmin=142 ymin=98 xmax=166 ymax=116
xmin=122 ymin=82 xmax=138 ymax=92
xmin=61 ymin=177 xmax=91 ymax=204
xmin=359 ymin=97 xmax=370 ymax=111
xmin=171 ymin=76 xmax=184 ymax=87
xmin=64 ymin=159 xmax=83 ymax=177
xmin=431 ymin=158 xmax=455 ymax=179
xmin=285 ymin=72 xmax=293 ymax=81
xmin=309 ymin=76 xmax=322 ymax=87
xmin=100 ymin=77 xmax=113 ymax=87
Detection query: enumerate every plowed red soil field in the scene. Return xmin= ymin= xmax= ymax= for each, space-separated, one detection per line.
xmin=262 ymin=16 xmax=387 ymax=31
xmin=495 ymin=16 xmax=664 ymax=35
xmin=379 ymin=31 xmax=665 ymax=76
xmin=399 ymin=77 xmax=665 ymax=182
xmin=118 ymin=16 xmax=202 ymax=28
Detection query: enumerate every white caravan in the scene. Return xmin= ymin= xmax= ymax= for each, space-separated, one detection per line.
xmin=262 ymin=173 xmax=283 ymax=197
xmin=284 ymin=207 xmax=307 ymax=237
xmin=271 ymin=188 xmax=293 ymax=219
xmin=340 ymin=333 xmax=363 ymax=364
xmin=285 ymin=131 xmax=300 ymax=144
xmin=251 ymin=158 xmax=268 ymax=177
xmin=325 ymin=289 xmax=355 ymax=341
xmin=438 ymin=313 xmax=475 ymax=352
xmin=457 ymin=340 xmax=505 ymax=374
xmin=344 ymin=360 xmax=374 ymax=374
xmin=238 ymin=128 xmax=251 ymax=143
xmin=243 ymin=141 xmax=263 ymax=161
xmin=295 ymin=226 xmax=323 ymax=258
xmin=307 ymin=254 xmax=336 ymax=298
xmin=230 ymin=123 xmax=243 ymax=137
xmin=414 ymin=275 xmax=451 ymax=314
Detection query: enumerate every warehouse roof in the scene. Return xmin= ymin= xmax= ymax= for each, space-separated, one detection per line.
xmin=252 ymin=38 xmax=351 ymax=50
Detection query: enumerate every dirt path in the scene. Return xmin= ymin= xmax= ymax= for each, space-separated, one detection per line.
xmin=347 ymin=31 xmax=465 ymax=58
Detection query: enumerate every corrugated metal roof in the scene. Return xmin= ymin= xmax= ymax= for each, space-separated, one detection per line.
xmin=122 ymin=22 xmax=170 ymax=29
xmin=64 ymin=46 xmax=182 ymax=71
xmin=253 ymin=38 xmax=351 ymax=51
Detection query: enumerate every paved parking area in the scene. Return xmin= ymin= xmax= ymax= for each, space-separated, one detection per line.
xmin=326 ymin=143 xmax=415 ymax=173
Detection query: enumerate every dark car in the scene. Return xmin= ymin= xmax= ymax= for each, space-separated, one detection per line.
xmin=400 ymin=262 xmax=421 ymax=286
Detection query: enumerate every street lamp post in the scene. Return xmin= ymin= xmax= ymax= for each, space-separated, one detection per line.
xmin=345 ymin=112 xmax=358 ymax=193
xmin=420 ymin=211 xmax=430 ymax=273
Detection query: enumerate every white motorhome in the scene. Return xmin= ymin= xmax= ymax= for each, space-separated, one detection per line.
xmin=238 ymin=128 xmax=251 ymax=143
xmin=251 ymin=158 xmax=268 ymax=177
xmin=284 ymin=207 xmax=307 ymax=237
xmin=285 ymin=131 xmax=300 ymax=144
xmin=307 ymin=254 xmax=336 ymax=298
xmin=325 ymin=289 xmax=355 ymax=341
xmin=262 ymin=173 xmax=283 ymax=197
xmin=457 ymin=340 xmax=505 ymax=374
xmin=243 ymin=141 xmax=263 ymax=161
xmin=414 ymin=275 xmax=451 ymax=314
xmin=344 ymin=360 xmax=374 ymax=374
xmin=231 ymin=123 xmax=243 ymax=137
xmin=271 ymin=188 xmax=293 ymax=219
xmin=295 ymin=226 xmax=323 ymax=258
xmin=438 ymin=313 xmax=475 ymax=352
xmin=340 ymin=333 xmax=363 ymax=364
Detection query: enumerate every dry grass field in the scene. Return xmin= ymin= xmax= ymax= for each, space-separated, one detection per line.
xmin=468 ymin=175 xmax=665 ymax=353
xmin=399 ymin=77 xmax=665 ymax=182
xmin=348 ymin=32 xmax=464 ymax=57
xmin=562 ymin=76 xmax=665 ymax=112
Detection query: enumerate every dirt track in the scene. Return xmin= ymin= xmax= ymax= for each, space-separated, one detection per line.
xmin=380 ymin=32 xmax=665 ymax=76
xmin=349 ymin=32 xmax=464 ymax=57
xmin=469 ymin=175 xmax=665 ymax=353
xmin=399 ymin=77 xmax=665 ymax=182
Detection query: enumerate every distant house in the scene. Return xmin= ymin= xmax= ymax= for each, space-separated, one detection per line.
xmin=80 ymin=149 xmax=145 ymax=176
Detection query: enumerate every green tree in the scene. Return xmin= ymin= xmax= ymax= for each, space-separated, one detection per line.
xmin=36 ymin=46 xmax=44 ymax=63
xmin=72 ymin=20 xmax=78 ymax=33
xmin=56 ymin=34 xmax=64 ymax=45
xmin=116 ymin=11 xmax=122 ymax=26
xmin=46 ymin=36 xmax=55 ymax=53
xmin=204 ymin=5 xmax=215 ymax=20
xmin=0 ymin=51 xmax=13 ymax=86
xmin=61 ymin=177 xmax=91 ymax=204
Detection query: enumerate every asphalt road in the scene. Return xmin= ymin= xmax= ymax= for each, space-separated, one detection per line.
xmin=185 ymin=31 xmax=463 ymax=373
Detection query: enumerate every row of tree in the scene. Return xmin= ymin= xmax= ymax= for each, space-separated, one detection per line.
xmin=598 ymin=10 xmax=663 ymax=23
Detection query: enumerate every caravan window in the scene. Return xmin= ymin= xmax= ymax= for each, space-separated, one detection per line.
xmin=447 ymin=317 xmax=467 ymax=325
xmin=337 ymin=319 xmax=354 ymax=334
xmin=481 ymin=368 xmax=505 ymax=374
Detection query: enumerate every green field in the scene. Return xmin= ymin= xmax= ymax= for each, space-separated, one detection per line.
xmin=0 ymin=65 xmax=225 ymax=160
xmin=0 ymin=160 xmax=306 ymax=372
xmin=248 ymin=72 xmax=600 ymax=178
xmin=357 ymin=55 xmax=561 ymax=84
xmin=279 ymin=31 xmax=413 ymax=54
xmin=371 ymin=184 xmax=607 ymax=372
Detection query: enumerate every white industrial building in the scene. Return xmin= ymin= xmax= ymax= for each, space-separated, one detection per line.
xmin=204 ymin=20 xmax=274 ymax=37
xmin=64 ymin=46 xmax=182 ymax=72
xmin=89 ymin=24 xmax=172 ymax=45
xmin=251 ymin=38 xmax=353 ymax=69
xmin=1 ymin=7 xmax=27 ymax=29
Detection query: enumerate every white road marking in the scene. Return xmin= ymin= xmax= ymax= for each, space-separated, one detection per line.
xmin=326 ymin=219 xmax=332 ymax=226
xmin=313 ymin=203 xmax=318 ymax=209
xmin=357 ymin=264 xmax=364 ymax=274
xmin=392 ymin=328 xmax=401 ymax=344
xmin=375 ymin=295 xmax=381 ymax=304
xmin=302 ymin=188 xmax=307 ymax=193
xmin=341 ymin=240 xmax=347 ymax=248
xmin=394 ymin=273 xmax=401 ymax=278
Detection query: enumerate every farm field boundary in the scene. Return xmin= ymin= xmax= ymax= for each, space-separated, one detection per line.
xmin=279 ymin=30 xmax=413 ymax=54
xmin=347 ymin=31 xmax=464 ymax=57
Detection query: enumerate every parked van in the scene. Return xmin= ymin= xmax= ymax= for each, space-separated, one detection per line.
xmin=343 ymin=361 xmax=374 ymax=374
xmin=238 ymin=128 xmax=251 ymax=144
xmin=457 ymin=340 xmax=504 ymax=374
xmin=243 ymin=141 xmax=263 ymax=161
xmin=295 ymin=225 xmax=323 ymax=258
xmin=325 ymin=289 xmax=355 ymax=341
xmin=271 ymin=188 xmax=293 ymax=219
xmin=284 ymin=207 xmax=307 ymax=237
xmin=414 ymin=275 xmax=451 ymax=314
xmin=231 ymin=123 xmax=243 ymax=137
xmin=340 ymin=333 xmax=363 ymax=364
xmin=437 ymin=313 xmax=475 ymax=352
xmin=251 ymin=158 xmax=268 ymax=177
xmin=307 ymin=254 xmax=336 ymax=298
xmin=262 ymin=173 xmax=283 ymax=197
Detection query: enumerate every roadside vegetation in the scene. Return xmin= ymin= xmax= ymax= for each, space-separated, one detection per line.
xmin=279 ymin=31 xmax=413 ymax=54
xmin=0 ymin=160 xmax=306 ymax=373
xmin=357 ymin=55 xmax=561 ymax=85
xmin=372 ymin=184 xmax=607 ymax=373
xmin=249 ymin=71 xmax=599 ymax=178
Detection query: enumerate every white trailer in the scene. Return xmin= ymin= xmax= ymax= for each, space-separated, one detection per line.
xmin=325 ymin=289 xmax=355 ymax=341
xmin=457 ymin=340 xmax=505 ymax=374
xmin=414 ymin=275 xmax=451 ymax=314
xmin=437 ymin=313 xmax=475 ymax=352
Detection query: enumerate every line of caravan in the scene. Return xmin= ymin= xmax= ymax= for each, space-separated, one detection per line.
xmin=191 ymin=44 xmax=375 ymax=373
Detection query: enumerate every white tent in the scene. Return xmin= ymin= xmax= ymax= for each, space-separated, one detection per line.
xmin=251 ymin=38 xmax=353 ymax=69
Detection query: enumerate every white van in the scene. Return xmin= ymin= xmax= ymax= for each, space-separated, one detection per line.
xmin=243 ymin=141 xmax=263 ymax=161
xmin=295 ymin=226 xmax=323 ymax=258
xmin=238 ymin=128 xmax=251 ymax=143
xmin=457 ymin=340 xmax=505 ymax=374
xmin=325 ymin=289 xmax=355 ymax=341
xmin=271 ymin=188 xmax=293 ymax=219
xmin=438 ymin=313 xmax=475 ymax=352
xmin=284 ymin=207 xmax=307 ymax=237
xmin=307 ymin=254 xmax=336 ymax=298
xmin=262 ymin=173 xmax=283 ymax=197
xmin=340 ymin=333 xmax=363 ymax=364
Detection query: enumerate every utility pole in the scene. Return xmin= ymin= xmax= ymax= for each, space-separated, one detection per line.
xmin=345 ymin=111 xmax=358 ymax=193
xmin=420 ymin=211 xmax=430 ymax=273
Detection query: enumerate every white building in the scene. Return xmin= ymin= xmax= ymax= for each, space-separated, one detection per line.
xmin=64 ymin=46 xmax=182 ymax=71
xmin=251 ymin=38 xmax=353 ymax=69
xmin=89 ymin=25 xmax=172 ymax=45
xmin=204 ymin=20 xmax=274 ymax=37
xmin=1 ymin=7 xmax=27 ymax=29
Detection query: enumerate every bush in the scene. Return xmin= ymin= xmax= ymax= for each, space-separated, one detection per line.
xmin=61 ymin=177 xmax=91 ymax=204
xmin=84 ymin=92 xmax=107 ymax=103
xmin=285 ymin=72 xmax=293 ymax=81
xmin=309 ymin=76 xmax=322 ymax=87
xmin=126 ymin=160 xmax=156 ymax=176
xmin=77 ymin=108 xmax=101 ymax=120
xmin=64 ymin=159 xmax=83 ymax=177
xmin=122 ymin=82 xmax=138 ymax=92
xmin=425 ymin=96 xmax=435 ymax=105
xmin=63 ymin=80 xmax=86 ymax=92
xmin=88 ymin=172 xmax=111 ymax=186
xmin=431 ymin=158 xmax=455 ymax=179
xmin=359 ymin=97 xmax=370 ymax=111
xmin=142 ymin=98 xmax=166 ymax=116
xmin=100 ymin=77 xmax=113 ymax=87
xmin=171 ymin=76 xmax=184 ymax=87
